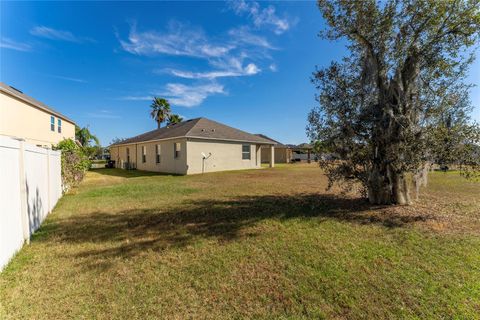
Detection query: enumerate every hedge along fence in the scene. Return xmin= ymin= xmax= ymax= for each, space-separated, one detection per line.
xmin=0 ymin=135 xmax=62 ymax=270
xmin=54 ymin=139 xmax=90 ymax=192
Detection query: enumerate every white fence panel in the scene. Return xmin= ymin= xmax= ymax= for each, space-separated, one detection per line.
xmin=24 ymin=144 xmax=50 ymax=233
xmin=0 ymin=137 xmax=24 ymax=270
xmin=48 ymin=150 xmax=62 ymax=212
xmin=0 ymin=135 xmax=62 ymax=270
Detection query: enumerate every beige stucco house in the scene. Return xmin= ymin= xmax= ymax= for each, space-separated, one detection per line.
xmin=0 ymin=82 xmax=76 ymax=147
xmin=256 ymin=134 xmax=293 ymax=163
xmin=110 ymin=118 xmax=276 ymax=175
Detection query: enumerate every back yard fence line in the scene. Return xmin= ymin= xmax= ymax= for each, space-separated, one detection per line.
xmin=0 ymin=135 xmax=62 ymax=270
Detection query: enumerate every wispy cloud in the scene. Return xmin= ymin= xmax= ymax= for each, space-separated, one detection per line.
xmin=162 ymin=82 xmax=225 ymax=107
xmin=118 ymin=21 xmax=232 ymax=58
xmin=228 ymin=26 xmax=276 ymax=49
xmin=119 ymin=95 xmax=153 ymax=101
xmin=86 ymin=110 xmax=121 ymax=119
xmin=118 ymin=22 xmax=274 ymax=59
xmin=120 ymin=82 xmax=225 ymax=107
xmin=30 ymin=26 xmax=95 ymax=43
xmin=117 ymin=14 xmax=284 ymax=107
xmin=162 ymin=62 xmax=260 ymax=80
xmin=49 ymin=74 xmax=87 ymax=83
xmin=0 ymin=38 xmax=32 ymax=52
xmin=118 ymin=21 xmax=276 ymax=81
xmin=228 ymin=0 xmax=291 ymax=35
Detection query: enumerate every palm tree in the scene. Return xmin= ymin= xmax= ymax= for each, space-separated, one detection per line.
xmin=150 ymin=97 xmax=171 ymax=129
xmin=167 ymin=114 xmax=183 ymax=125
xmin=75 ymin=125 xmax=100 ymax=147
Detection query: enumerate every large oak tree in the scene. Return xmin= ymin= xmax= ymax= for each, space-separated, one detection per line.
xmin=307 ymin=0 xmax=480 ymax=205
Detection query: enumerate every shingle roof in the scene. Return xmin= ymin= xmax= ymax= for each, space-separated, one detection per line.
xmin=0 ymin=82 xmax=76 ymax=124
xmin=111 ymin=118 xmax=275 ymax=146
xmin=254 ymin=134 xmax=288 ymax=148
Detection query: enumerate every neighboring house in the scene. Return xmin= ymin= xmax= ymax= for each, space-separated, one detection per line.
xmin=99 ymin=147 xmax=110 ymax=160
xmin=109 ymin=117 xmax=276 ymax=175
xmin=255 ymin=134 xmax=293 ymax=163
xmin=0 ymin=82 xmax=76 ymax=148
xmin=287 ymin=143 xmax=315 ymax=162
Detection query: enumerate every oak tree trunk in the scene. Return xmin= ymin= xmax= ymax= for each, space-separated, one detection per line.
xmin=367 ymin=110 xmax=412 ymax=205
xmin=367 ymin=160 xmax=411 ymax=205
xmin=365 ymin=51 xmax=418 ymax=205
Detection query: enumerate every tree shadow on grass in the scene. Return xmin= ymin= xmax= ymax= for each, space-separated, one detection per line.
xmin=45 ymin=193 xmax=434 ymax=270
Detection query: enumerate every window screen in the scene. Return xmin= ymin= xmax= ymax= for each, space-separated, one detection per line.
xmin=242 ymin=144 xmax=251 ymax=160
xmin=156 ymin=144 xmax=161 ymax=163
xmin=174 ymin=142 xmax=181 ymax=158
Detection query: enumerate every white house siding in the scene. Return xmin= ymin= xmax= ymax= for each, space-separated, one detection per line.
xmin=110 ymin=138 xmax=188 ymax=175
xmin=186 ymin=139 xmax=261 ymax=174
xmin=110 ymin=138 xmax=266 ymax=175
xmin=0 ymin=89 xmax=75 ymax=147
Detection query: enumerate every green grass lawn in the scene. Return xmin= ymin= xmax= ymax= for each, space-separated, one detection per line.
xmin=1 ymin=164 xmax=479 ymax=319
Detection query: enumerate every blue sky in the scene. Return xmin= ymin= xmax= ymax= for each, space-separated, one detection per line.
xmin=1 ymin=1 xmax=479 ymax=146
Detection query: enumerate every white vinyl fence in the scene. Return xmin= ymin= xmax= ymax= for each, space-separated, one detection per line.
xmin=0 ymin=135 xmax=62 ymax=270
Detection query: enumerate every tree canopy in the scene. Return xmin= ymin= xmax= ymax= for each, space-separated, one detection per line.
xmin=75 ymin=125 xmax=100 ymax=147
xmin=307 ymin=0 xmax=480 ymax=205
xmin=150 ymin=97 xmax=171 ymax=129
xmin=167 ymin=114 xmax=183 ymax=125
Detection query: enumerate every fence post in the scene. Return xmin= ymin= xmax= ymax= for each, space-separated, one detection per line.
xmin=18 ymin=140 xmax=30 ymax=244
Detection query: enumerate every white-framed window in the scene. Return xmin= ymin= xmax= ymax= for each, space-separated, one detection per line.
xmin=242 ymin=144 xmax=251 ymax=160
xmin=50 ymin=116 xmax=55 ymax=131
xmin=174 ymin=142 xmax=181 ymax=159
xmin=142 ymin=146 xmax=146 ymax=163
xmin=57 ymin=119 xmax=62 ymax=133
xmin=156 ymin=144 xmax=161 ymax=163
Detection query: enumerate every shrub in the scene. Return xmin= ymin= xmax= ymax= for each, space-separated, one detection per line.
xmin=54 ymin=139 xmax=91 ymax=192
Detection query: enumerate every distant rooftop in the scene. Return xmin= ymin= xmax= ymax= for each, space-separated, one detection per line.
xmin=254 ymin=134 xmax=287 ymax=148
xmin=0 ymin=82 xmax=75 ymax=124
xmin=111 ymin=117 xmax=275 ymax=146
xmin=286 ymin=143 xmax=313 ymax=149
